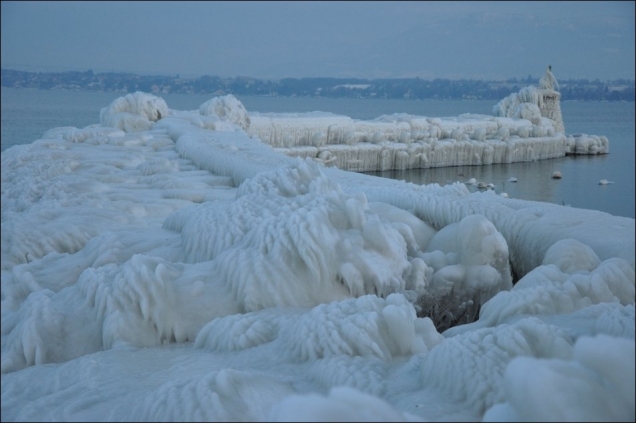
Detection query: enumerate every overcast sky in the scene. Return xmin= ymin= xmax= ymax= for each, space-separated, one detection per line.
xmin=1 ymin=1 xmax=634 ymax=81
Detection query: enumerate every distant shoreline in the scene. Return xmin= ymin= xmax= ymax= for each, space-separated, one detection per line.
xmin=1 ymin=86 xmax=631 ymax=104
xmin=2 ymin=69 xmax=634 ymax=102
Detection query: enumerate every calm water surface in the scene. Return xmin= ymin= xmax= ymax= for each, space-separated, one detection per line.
xmin=2 ymin=88 xmax=634 ymax=218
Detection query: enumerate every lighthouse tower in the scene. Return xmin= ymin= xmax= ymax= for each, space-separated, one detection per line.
xmin=538 ymin=65 xmax=565 ymax=134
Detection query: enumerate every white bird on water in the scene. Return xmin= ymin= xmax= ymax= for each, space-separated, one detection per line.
xmin=507 ymin=177 xmax=518 ymax=183
xmin=598 ymin=179 xmax=614 ymax=185
xmin=552 ymin=171 xmax=562 ymax=179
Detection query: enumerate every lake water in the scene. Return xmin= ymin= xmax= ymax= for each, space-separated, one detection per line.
xmin=1 ymin=87 xmax=634 ymax=218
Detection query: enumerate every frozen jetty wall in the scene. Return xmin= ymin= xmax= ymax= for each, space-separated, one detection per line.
xmin=244 ymin=66 xmax=608 ymax=172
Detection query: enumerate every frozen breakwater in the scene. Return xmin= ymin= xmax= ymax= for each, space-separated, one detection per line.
xmin=1 ymin=66 xmax=632 ymax=422
xmin=249 ymin=112 xmax=600 ymax=172
xmin=244 ymin=71 xmax=609 ymax=172
xmin=248 ymin=113 xmax=608 ymax=172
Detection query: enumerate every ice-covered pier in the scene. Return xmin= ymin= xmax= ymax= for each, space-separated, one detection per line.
xmin=241 ymin=66 xmax=609 ymax=172
xmin=2 ymin=64 xmax=632 ymax=423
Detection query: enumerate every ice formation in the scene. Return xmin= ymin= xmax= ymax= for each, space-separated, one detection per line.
xmin=240 ymin=67 xmax=607 ymax=172
xmin=99 ymin=91 xmax=169 ymax=132
xmin=1 ymin=84 xmax=633 ymax=422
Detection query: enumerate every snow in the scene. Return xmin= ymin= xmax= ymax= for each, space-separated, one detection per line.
xmin=1 ymin=90 xmax=634 ymax=422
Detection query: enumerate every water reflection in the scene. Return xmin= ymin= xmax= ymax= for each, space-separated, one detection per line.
xmin=363 ymin=155 xmax=608 ymax=207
